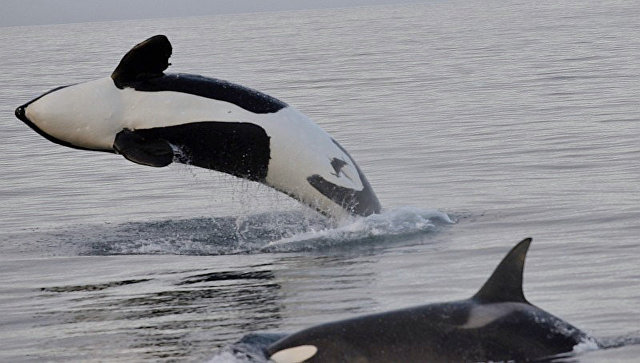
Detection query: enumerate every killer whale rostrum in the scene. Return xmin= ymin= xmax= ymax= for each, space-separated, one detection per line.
xmin=266 ymin=238 xmax=599 ymax=363
xmin=15 ymin=35 xmax=381 ymax=218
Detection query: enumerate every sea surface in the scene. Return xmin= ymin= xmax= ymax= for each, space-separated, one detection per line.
xmin=1 ymin=1 xmax=639 ymax=362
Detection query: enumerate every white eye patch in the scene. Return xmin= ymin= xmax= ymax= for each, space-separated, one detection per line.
xmin=270 ymin=345 xmax=318 ymax=363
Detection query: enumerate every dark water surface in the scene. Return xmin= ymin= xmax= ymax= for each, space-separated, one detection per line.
xmin=1 ymin=1 xmax=639 ymax=361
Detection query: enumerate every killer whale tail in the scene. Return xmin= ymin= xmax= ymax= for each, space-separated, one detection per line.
xmin=472 ymin=237 xmax=532 ymax=304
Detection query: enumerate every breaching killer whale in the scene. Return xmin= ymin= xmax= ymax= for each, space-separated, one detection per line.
xmin=267 ymin=238 xmax=598 ymax=362
xmin=14 ymin=35 xmax=381 ymax=218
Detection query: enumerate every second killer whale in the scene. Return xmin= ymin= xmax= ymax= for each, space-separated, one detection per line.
xmin=15 ymin=35 xmax=381 ymax=218
xmin=266 ymin=238 xmax=599 ymax=362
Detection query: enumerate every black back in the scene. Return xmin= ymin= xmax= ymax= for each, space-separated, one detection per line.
xmin=111 ymin=34 xmax=287 ymax=114
xmin=133 ymin=74 xmax=287 ymax=114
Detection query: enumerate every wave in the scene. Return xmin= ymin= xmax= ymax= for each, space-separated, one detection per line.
xmin=598 ymin=332 xmax=640 ymax=350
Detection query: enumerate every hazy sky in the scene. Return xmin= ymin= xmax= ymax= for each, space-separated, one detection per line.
xmin=2 ymin=0 xmax=415 ymax=27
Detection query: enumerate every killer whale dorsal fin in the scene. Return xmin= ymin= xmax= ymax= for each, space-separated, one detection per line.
xmin=472 ymin=238 xmax=532 ymax=304
xmin=111 ymin=35 xmax=172 ymax=88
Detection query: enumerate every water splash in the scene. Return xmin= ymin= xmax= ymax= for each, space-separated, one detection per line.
xmin=38 ymin=207 xmax=452 ymax=256
xmin=263 ymin=207 xmax=452 ymax=252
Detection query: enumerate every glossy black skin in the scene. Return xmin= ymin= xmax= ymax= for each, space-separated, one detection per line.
xmin=267 ymin=299 xmax=588 ymax=363
xmin=131 ymin=73 xmax=287 ymax=114
xmin=114 ymin=122 xmax=271 ymax=181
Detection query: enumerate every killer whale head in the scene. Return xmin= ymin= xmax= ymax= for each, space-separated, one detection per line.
xmin=266 ymin=238 xmax=598 ymax=362
xmin=14 ymin=35 xmax=173 ymax=152
xmin=15 ymin=79 xmax=124 ymax=152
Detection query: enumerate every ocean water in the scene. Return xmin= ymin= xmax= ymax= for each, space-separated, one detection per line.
xmin=1 ymin=1 xmax=639 ymax=362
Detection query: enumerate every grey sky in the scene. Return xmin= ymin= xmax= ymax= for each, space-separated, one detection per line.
xmin=2 ymin=0 xmax=415 ymax=27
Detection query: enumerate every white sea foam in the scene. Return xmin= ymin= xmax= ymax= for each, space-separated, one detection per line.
xmin=264 ymin=207 xmax=452 ymax=250
xmin=573 ymin=337 xmax=600 ymax=354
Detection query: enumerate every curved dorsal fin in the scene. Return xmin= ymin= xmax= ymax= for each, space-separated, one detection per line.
xmin=111 ymin=35 xmax=172 ymax=88
xmin=472 ymin=238 xmax=532 ymax=304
